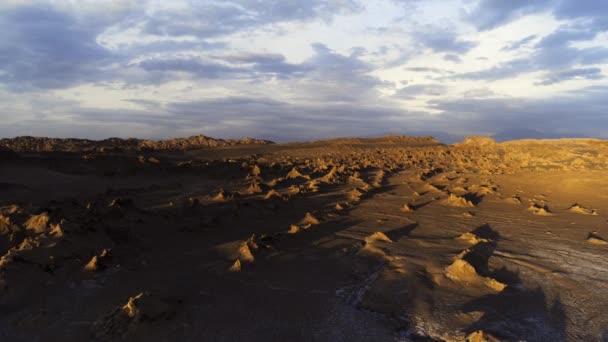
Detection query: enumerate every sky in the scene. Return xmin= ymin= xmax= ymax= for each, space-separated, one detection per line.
xmin=1 ymin=0 xmax=607 ymax=142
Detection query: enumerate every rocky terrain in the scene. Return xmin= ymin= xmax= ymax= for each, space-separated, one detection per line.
xmin=0 ymin=135 xmax=607 ymax=341
xmin=0 ymin=135 xmax=273 ymax=152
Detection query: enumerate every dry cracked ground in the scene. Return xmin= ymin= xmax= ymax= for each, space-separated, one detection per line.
xmin=1 ymin=136 xmax=607 ymax=341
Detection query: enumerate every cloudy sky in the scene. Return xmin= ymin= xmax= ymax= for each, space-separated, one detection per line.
xmin=1 ymin=0 xmax=607 ymax=142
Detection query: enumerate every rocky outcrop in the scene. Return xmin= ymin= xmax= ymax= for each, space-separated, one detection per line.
xmin=0 ymin=135 xmax=273 ymax=152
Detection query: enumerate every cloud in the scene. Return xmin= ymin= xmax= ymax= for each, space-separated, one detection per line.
xmin=553 ymin=1 xmax=608 ymax=30
xmin=501 ymin=34 xmax=538 ymax=51
xmin=462 ymin=88 xmax=497 ymax=98
xmin=134 ymin=43 xmax=384 ymax=102
xmin=537 ymin=67 xmax=604 ymax=85
xmin=394 ymin=84 xmax=448 ymax=99
xmin=0 ymin=0 xmax=606 ymax=143
xmin=142 ymin=0 xmax=361 ymax=38
xmin=468 ymin=0 xmax=608 ymax=31
xmin=0 ymin=5 xmax=115 ymax=90
xmin=452 ymin=24 xmax=608 ymax=82
xmin=10 ymin=95 xmax=423 ymax=142
xmin=404 ymin=67 xmax=454 ymax=74
xmin=467 ymin=0 xmax=553 ymax=31
xmin=443 ymin=54 xmax=462 ymax=63
xmin=412 ymin=29 xmax=477 ymax=54
xmin=138 ymin=58 xmax=246 ymax=79
xmin=427 ymin=85 xmax=608 ymax=138
xmin=0 ymin=1 xmax=362 ymax=91
xmin=3 ymin=84 xmax=607 ymax=143
xmin=454 ymin=58 xmax=532 ymax=81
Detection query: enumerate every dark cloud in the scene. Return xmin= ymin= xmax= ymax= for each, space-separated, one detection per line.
xmin=553 ymin=1 xmax=608 ymax=30
xmin=0 ymin=1 xmax=362 ymax=91
xmin=142 ymin=0 xmax=361 ymax=38
xmin=467 ymin=0 xmax=553 ymax=31
xmin=0 ymin=5 xmax=115 ymax=90
xmin=412 ymin=29 xmax=477 ymax=54
xmin=469 ymin=0 xmax=608 ymax=31
xmin=443 ymin=54 xmax=462 ymax=63
xmin=427 ymin=85 xmax=608 ymax=138
xmin=134 ymin=43 xmax=382 ymax=98
xmin=537 ymin=67 xmax=604 ymax=85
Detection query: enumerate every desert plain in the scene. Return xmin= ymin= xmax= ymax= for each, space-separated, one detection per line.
xmin=0 ymin=134 xmax=607 ymax=341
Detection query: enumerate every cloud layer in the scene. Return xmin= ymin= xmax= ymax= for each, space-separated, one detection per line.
xmin=0 ymin=0 xmax=606 ymax=142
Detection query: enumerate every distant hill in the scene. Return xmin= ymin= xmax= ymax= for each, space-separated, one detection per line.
xmin=0 ymin=135 xmax=274 ymax=152
xmin=492 ymin=129 xmax=588 ymax=142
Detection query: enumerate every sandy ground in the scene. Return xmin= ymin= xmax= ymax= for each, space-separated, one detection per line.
xmin=0 ymin=136 xmax=607 ymax=341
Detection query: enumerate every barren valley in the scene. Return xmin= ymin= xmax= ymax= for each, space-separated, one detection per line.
xmin=1 ymin=135 xmax=607 ymax=341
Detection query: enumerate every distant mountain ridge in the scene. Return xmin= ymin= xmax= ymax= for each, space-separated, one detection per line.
xmin=0 ymin=135 xmax=274 ymax=152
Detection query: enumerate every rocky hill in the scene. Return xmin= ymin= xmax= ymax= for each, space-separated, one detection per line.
xmin=0 ymin=135 xmax=273 ymax=152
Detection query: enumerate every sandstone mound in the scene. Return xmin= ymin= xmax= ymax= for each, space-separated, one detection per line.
xmin=84 ymin=249 xmax=110 ymax=272
xmin=213 ymin=190 xmax=234 ymax=202
xmin=371 ymin=170 xmax=386 ymax=188
xmin=466 ymin=330 xmax=501 ymax=342
xmin=444 ymin=194 xmax=475 ymax=208
xmin=364 ymin=232 xmax=393 ymax=243
xmin=217 ymin=237 xmax=258 ymax=264
xmin=357 ymin=243 xmax=389 ymax=261
xmin=457 ymin=225 xmax=498 ymax=245
xmin=306 ymin=180 xmax=320 ymax=192
xmin=264 ymin=189 xmax=285 ymax=201
xmin=286 ymin=167 xmax=310 ymax=180
xmin=299 ymin=213 xmax=320 ymax=227
xmin=528 ymin=203 xmax=552 ymax=216
xmin=348 ymin=173 xmax=372 ymax=191
xmin=461 ymin=136 xmax=496 ymax=146
xmin=24 ymin=212 xmax=51 ymax=234
xmin=287 ymin=225 xmax=301 ymax=234
xmin=0 ymin=205 xmax=21 ymax=215
xmin=568 ymin=203 xmax=598 ymax=215
xmin=400 ymin=203 xmax=413 ymax=212
xmin=347 ymin=188 xmax=364 ymax=202
xmin=266 ymin=178 xmax=280 ymax=187
xmin=445 ymin=259 xmax=505 ymax=292
xmin=587 ymin=232 xmax=608 ymax=245
xmin=247 ymin=181 xmax=266 ymax=194
xmin=93 ymin=292 xmax=177 ymax=339
xmin=287 ymin=185 xmax=301 ymax=195
xmin=504 ymin=195 xmax=522 ymax=204
xmin=457 ymin=232 xmax=490 ymax=245
xmin=251 ymin=165 xmax=262 ymax=177
xmin=229 ymin=259 xmax=242 ymax=272
xmin=319 ymin=166 xmax=341 ymax=184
